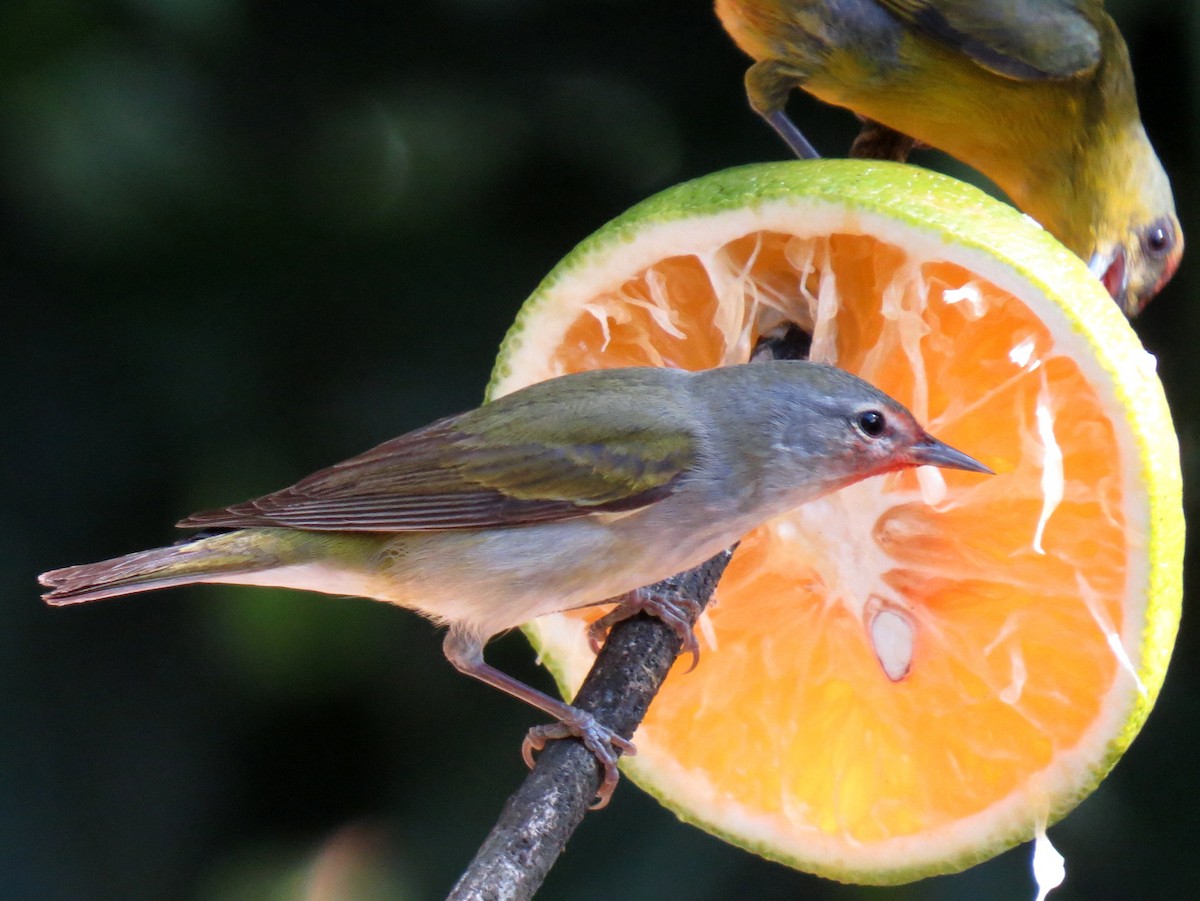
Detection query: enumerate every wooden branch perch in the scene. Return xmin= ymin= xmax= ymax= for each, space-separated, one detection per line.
xmin=446 ymin=547 xmax=736 ymax=901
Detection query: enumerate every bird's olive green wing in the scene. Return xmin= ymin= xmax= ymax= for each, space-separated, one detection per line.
xmin=178 ymin=370 xmax=700 ymax=532
xmin=877 ymin=0 xmax=1102 ymax=79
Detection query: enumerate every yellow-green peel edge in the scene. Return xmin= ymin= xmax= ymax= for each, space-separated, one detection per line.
xmin=487 ymin=160 xmax=1185 ymax=884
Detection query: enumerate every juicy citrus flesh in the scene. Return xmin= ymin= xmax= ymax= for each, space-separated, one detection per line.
xmin=489 ymin=162 xmax=1181 ymax=883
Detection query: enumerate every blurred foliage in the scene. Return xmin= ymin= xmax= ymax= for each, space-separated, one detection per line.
xmin=4 ymin=1 xmax=1199 ymax=899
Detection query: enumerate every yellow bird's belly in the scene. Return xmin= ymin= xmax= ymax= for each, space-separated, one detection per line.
xmin=813 ymin=41 xmax=1082 ymax=224
xmin=820 ymin=44 xmax=1059 ymax=170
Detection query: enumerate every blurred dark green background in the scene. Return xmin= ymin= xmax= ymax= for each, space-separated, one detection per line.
xmin=5 ymin=1 xmax=1198 ymax=899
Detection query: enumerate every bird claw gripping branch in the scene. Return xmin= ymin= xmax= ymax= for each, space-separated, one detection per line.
xmin=588 ymin=588 xmax=704 ymax=673
xmin=522 ymin=709 xmax=638 ymax=809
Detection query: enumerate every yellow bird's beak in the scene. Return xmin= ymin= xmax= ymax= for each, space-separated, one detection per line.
xmin=1089 ymin=246 xmax=1130 ymax=312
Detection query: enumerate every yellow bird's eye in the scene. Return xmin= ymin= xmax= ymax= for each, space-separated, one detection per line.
xmin=1143 ymin=219 xmax=1176 ymax=259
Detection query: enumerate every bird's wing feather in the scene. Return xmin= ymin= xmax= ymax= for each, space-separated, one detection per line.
xmin=178 ymin=369 xmax=701 ymax=532
xmin=876 ymin=0 xmax=1102 ymax=79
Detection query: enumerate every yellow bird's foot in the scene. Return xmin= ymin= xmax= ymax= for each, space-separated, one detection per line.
xmin=587 ymin=587 xmax=703 ymax=672
xmin=849 ymin=118 xmax=921 ymax=162
xmin=522 ymin=710 xmax=637 ymax=809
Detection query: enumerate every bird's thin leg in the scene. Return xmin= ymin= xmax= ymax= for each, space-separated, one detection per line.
xmin=587 ymin=587 xmax=703 ymax=672
xmin=442 ymin=628 xmax=635 ymax=809
xmin=745 ymin=60 xmax=822 ymax=160
xmin=764 ymin=109 xmax=822 ymax=160
xmin=850 ymin=118 xmax=920 ymax=162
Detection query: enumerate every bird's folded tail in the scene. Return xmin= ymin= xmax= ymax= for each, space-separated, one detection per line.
xmin=39 ymin=529 xmax=308 ymax=605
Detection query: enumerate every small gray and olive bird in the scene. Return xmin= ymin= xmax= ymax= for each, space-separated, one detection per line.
xmin=40 ymin=361 xmax=989 ymax=806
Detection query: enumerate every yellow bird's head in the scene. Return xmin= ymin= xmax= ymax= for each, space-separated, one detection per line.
xmin=1061 ymin=27 xmax=1184 ymax=318
xmin=1032 ymin=75 xmax=1183 ymax=317
xmin=1087 ymin=202 xmax=1183 ymax=318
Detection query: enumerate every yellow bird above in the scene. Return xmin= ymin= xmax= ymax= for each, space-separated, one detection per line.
xmin=715 ymin=0 xmax=1183 ymax=316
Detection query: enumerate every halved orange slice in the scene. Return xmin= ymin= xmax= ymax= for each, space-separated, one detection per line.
xmin=488 ymin=161 xmax=1183 ymax=883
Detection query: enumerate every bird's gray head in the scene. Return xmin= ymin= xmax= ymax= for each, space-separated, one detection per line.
xmin=705 ymin=361 xmax=990 ymax=505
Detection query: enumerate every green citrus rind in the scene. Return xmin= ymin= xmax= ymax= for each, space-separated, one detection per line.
xmin=486 ymin=160 xmax=1184 ymax=883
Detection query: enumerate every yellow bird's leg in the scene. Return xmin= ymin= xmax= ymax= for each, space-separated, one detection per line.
xmin=744 ymin=59 xmax=821 ymax=159
xmin=850 ymin=117 xmax=920 ymax=162
xmin=442 ymin=628 xmax=636 ymax=809
xmin=587 ymin=587 xmax=702 ymax=672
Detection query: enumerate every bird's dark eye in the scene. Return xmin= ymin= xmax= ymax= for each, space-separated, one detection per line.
xmin=856 ymin=410 xmax=886 ymax=437
xmin=1143 ymin=219 xmax=1176 ymax=258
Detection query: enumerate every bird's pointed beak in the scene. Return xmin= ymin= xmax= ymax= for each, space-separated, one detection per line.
xmin=905 ymin=434 xmax=993 ymax=474
xmin=1088 ymin=246 xmax=1132 ymax=315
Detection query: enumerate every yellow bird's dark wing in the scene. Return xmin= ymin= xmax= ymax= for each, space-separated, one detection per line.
xmin=178 ymin=369 xmax=701 ymax=532
xmin=877 ymin=0 xmax=1103 ymax=79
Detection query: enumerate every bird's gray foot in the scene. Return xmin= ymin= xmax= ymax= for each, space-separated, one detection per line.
xmin=522 ymin=709 xmax=636 ymax=809
xmin=588 ymin=587 xmax=703 ymax=672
